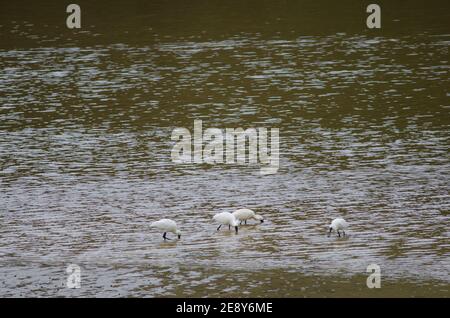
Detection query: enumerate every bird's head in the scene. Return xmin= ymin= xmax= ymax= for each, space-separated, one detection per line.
xmin=254 ymin=214 xmax=264 ymax=223
xmin=327 ymin=226 xmax=334 ymax=237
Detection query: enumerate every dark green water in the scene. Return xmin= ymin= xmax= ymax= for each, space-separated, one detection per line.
xmin=0 ymin=0 xmax=449 ymax=297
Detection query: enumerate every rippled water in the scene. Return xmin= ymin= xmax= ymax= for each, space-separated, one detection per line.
xmin=0 ymin=0 xmax=449 ymax=297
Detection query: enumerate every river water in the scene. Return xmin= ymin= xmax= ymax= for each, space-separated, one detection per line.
xmin=0 ymin=0 xmax=449 ymax=297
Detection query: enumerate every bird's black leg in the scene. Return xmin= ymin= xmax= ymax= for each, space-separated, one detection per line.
xmin=217 ymin=225 xmax=222 ymax=231
xmin=229 ymin=225 xmax=231 ymax=230
xmin=245 ymin=220 xmax=247 ymax=225
xmin=343 ymin=231 xmax=345 ymax=237
xmin=337 ymin=230 xmax=341 ymax=237
xmin=163 ymin=232 xmax=167 ymax=240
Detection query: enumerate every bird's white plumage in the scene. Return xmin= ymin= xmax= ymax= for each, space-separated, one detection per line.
xmin=232 ymin=208 xmax=264 ymax=222
xmin=213 ymin=212 xmax=239 ymax=227
xmin=329 ymin=218 xmax=348 ymax=231
xmin=151 ymin=218 xmax=179 ymax=234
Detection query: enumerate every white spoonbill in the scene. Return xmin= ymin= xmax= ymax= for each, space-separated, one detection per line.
xmin=328 ymin=218 xmax=348 ymax=237
xmin=213 ymin=212 xmax=239 ymax=234
xmin=232 ymin=208 xmax=264 ymax=225
xmin=150 ymin=219 xmax=181 ymax=240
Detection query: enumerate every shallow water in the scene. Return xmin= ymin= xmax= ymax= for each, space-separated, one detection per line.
xmin=0 ymin=0 xmax=449 ymax=297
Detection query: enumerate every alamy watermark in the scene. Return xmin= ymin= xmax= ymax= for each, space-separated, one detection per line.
xmin=366 ymin=4 xmax=381 ymax=29
xmin=171 ymin=120 xmax=279 ymax=175
xmin=366 ymin=264 xmax=381 ymax=288
xmin=65 ymin=4 xmax=380 ymax=30
xmin=66 ymin=264 xmax=81 ymax=289
xmin=66 ymin=4 xmax=81 ymax=29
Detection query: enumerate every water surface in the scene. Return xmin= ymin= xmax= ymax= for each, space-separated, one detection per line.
xmin=0 ymin=0 xmax=449 ymax=297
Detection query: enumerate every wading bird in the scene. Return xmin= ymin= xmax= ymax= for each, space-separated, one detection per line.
xmin=151 ymin=219 xmax=181 ymax=240
xmin=213 ymin=212 xmax=239 ymax=234
xmin=328 ymin=218 xmax=348 ymax=237
xmin=232 ymin=208 xmax=264 ymax=225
